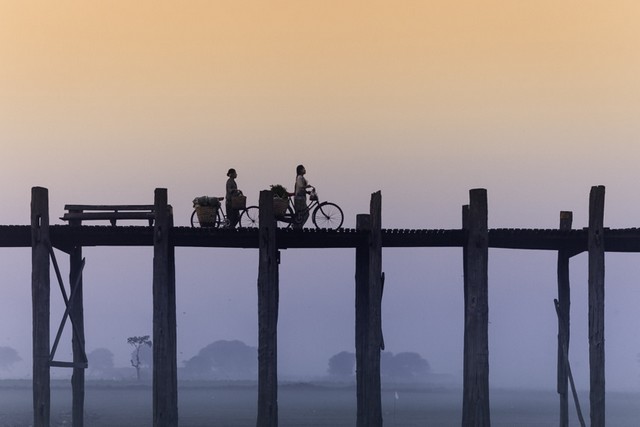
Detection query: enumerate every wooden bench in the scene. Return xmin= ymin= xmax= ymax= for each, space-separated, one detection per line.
xmin=60 ymin=205 xmax=162 ymax=226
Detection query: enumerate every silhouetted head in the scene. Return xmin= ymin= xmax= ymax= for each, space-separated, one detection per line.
xmin=227 ymin=168 xmax=236 ymax=177
xmin=296 ymin=165 xmax=305 ymax=175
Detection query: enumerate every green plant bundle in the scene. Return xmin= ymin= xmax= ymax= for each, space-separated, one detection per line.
xmin=270 ymin=184 xmax=289 ymax=199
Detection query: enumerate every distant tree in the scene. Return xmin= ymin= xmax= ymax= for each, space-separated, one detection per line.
xmin=128 ymin=335 xmax=152 ymax=381
xmin=327 ymin=351 xmax=355 ymax=377
xmin=183 ymin=354 xmax=210 ymax=377
xmin=381 ymin=351 xmax=431 ymax=381
xmin=389 ymin=352 xmax=430 ymax=378
xmin=0 ymin=346 xmax=21 ymax=371
xmin=87 ymin=348 xmax=114 ymax=378
xmin=380 ymin=351 xmax=394 ymax=374
xmin=183 ymin=340 xmax=257 ymax=379
xmin=139 ymin=343 xmax=153 ymax=370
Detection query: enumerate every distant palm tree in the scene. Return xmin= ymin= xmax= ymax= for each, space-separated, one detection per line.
xmin=128 ymin=335 xmax=152 ymax=381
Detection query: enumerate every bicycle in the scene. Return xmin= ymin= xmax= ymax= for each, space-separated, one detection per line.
xmin=276 ymin=187 xmax=344 ymax=230
xmin=190 ymin=196 xmax=260 ymax=228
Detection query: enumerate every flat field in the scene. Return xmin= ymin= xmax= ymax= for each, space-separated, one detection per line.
xmin=1 ymin=380 xmax=639 ymax=426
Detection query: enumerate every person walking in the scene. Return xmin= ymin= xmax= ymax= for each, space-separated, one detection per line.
xmin=293 ymin=164 xmax=312 ymax=229
xmin=225 ymin=168 xmax=241 ymax=228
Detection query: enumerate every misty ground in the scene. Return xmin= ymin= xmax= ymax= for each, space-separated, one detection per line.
xmin=1 ymin=380 xmax=639 ymax=426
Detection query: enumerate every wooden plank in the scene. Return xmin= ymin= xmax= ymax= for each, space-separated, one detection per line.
xmin=364 ymin=191 xmax=383 ymax=427
xmin=557 ymin=211 xmax=572 ymax=427
xmin=257 ymin=190 xmax=279 ymax=427
xmin=0 ymin=225 xmax=31 ymax=247
xmin=31 ymin=187 xmax=50 ymax=427
xmin=64 ymin=204 xmax=155 ymax=211
xmin=49 ymin=361 xmax=88 ymax=369
xmin=381 ymin=228 xmax=466 ymax=248
xmin=489 ymin=228 xmax=586 ymax=253
xmin=355 ymin=214 xmax=370 ymax=427
xmin=39 ymin=224 xmax=640 ymax=252
xmin=462 ymin=189 xmax=490 ymax=426
xmin=152 ymin=188 xmax=178 ymax=427
xmin=50 ymin=225 xmax=155 ymax=251
xmin=276 ymin=228 xmax=365 ymax=249
xmin=602 ymin=228 xmax=640 ymax=252
xmin=588 ymin=186 xmax=605 ymax=427
xmin=61 ymin=212 xmax=155 ymax=220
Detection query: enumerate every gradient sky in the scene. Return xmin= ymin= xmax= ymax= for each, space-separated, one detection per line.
xmin=2 ymin=1 xmax=640 ymax=391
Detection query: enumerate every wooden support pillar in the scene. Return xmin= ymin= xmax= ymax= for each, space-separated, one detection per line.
xmin=32 ymin=186 xmax=51 ymax=427
xmin=153 ymin=188 xmax=178 ymax=427
xmin=355 ymin=214 xmax=370 ymax=427
xmin=462 ymin=188 xmax=490 ymax=427
xmin=69 ymin=210 xmax=85 ymax=427
xmin=588 ymin=185 xmax=605 ymax=427
xmin=257 ymin=190 xmax=279 ymax=427
xmin=362 ymin=191 xmax=383 ymax=427
xmin=557 ymin=211 xmax=572 ymax=427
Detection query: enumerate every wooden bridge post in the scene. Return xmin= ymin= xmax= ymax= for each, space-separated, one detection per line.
xmin=355 ymin=214 xmax=370 ymax=427
xmin=31 ymin=186 xmax=50 ymax=427
xmin=557 ymin=211 xmax=572 ymax=427
xmin=257 ymin=190 xmax=279 ymax=427
xmin=588 ymin=186 xmax=605 ymax=427
xmin=462 ymin=188 xmax=490 ymax=426
xmin=153 ymin=188 xmax=178 ymax=427
xmin=362 ymin=191 xmax=383 ymax=427
xmin=69 ymin=209 xmax=86 ymax=427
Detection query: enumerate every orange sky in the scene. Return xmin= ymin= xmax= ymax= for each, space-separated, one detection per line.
xmin=3 ymin=2 xmax=638 ymax=100
xmin=1 ymin=1 xmax=640 ymax=226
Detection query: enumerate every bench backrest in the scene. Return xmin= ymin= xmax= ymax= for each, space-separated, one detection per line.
xmin=61 ymin=204 xmax=171 ymax=226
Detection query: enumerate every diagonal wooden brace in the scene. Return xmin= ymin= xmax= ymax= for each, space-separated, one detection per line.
xmin=48 ymin=244 xmax=87 ymax=365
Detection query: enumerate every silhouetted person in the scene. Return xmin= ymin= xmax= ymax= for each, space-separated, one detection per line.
xmin=293 ymin=164 xmax=312 ymax=229
xmin=225 ymin=168 xmax=242 ymax=228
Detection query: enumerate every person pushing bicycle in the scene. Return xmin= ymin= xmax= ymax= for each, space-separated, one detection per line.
xmin=225 ymin=168 xmax=242 ymax=228
xmin=294 ymin=164 xmax=313 ymax=229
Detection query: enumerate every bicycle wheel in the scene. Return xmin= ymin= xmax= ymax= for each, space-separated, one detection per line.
xmin=277 ymin=206 xmax=294 ymax=228
xmin=312 ymin=202 xmax=344 ymax=230
xmin=239 ymin=206 xmax=260 ymax=228
xmin=214 ymin=210 xmax=225 ymax=228
xmin=190 ymin=208 xmax=223 ymax=228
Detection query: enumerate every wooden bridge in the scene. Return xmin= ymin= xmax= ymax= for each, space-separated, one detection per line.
xmin=0 ymin=185 xmax=630 ymax=426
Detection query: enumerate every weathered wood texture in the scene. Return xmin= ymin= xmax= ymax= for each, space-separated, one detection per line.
xmin=557 ymin=211 xmax=572 ymax=427
xmin=69 ymin=211 xmax=86 ymax=427
xmin=462 ymin=189 xmax=490 ymax=427
xmin=355 ymin=214 xmax=370 ymax=427
xmin=152 ymin=189 xmax=178 ymax=427
xmin=588 ymin=186 xmax=605 ymax=427
xmin=31 ymin=187 xmax=50 ymax=427
xmin=257 ymin=190 xmax=279 ymax=427
xmin=61 ymin=204 xmax=156 ymax=226
xmin=363 ymin=192 xmax=383 ymax=427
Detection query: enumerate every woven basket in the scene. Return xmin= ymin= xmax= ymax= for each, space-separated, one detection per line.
xmin=195 ymin=206 xmax=217 ymax=226
xmin=231 ymin=195 xmax=247 ymax=210
xmin=273 ymin=198 xmax=289 ymax=217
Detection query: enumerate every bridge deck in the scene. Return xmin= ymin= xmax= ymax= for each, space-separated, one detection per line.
xmin=2 ymin=224 xmax=640 ymax=254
